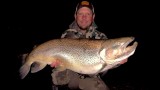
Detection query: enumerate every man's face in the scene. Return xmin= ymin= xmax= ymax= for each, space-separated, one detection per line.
xmin=75 ymin=7 xmax=95 ymax=30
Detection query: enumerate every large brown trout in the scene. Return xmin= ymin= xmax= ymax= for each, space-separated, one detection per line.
xmin=19 ymin=37 xmax=138 ymax=79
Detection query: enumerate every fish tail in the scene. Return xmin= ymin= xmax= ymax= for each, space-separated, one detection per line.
xmin=19 ymin=62 xmax=31 ymax=79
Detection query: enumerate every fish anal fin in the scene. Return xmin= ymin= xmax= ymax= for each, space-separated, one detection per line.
xmin=31 ymin=62 xmax=47 ymax=73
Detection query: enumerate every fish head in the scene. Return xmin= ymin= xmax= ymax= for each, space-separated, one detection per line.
xmin=100 ymin=37 xmax=138 ymax=65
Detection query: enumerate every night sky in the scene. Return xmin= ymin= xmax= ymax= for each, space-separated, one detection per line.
xmin=5 ymin=0 xmax=155 ymax=90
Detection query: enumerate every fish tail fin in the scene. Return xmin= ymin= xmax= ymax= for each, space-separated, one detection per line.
xmin=19 ymin=63 xmax=31 ymax=79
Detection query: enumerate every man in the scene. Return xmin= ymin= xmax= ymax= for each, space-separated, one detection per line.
xmin=52 ymin=1 xmax=110 ymax=90
xmin=61 ymin=1 xmax=107 ymax=39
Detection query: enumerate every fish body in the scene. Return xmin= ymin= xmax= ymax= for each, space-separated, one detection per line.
xmin=19 ymin=37 xmax=138 ymax=79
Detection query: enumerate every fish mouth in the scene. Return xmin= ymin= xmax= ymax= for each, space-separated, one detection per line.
xmin=103 ymin=37 xmax=138 ymax=65
xmin=125 ymin=41 xmax=138 ymax=56
xmin=106 ymin=37 xmax=138 ymax=66
xmin=125 ymin=37 xmax=138 ymax=52
xmin=118 ymin=37 xmax=138 ymax=61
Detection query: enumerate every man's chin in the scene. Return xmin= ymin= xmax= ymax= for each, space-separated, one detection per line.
xmin=79 ymin=27 xmax=88 ymax=30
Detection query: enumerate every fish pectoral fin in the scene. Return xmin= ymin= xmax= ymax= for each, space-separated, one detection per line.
xmin=100 ymin=70 xmax=108 ymax=77
xmin=31 ymin=62 xmax=47 ymax=73
xmin=95 ymin=63 xmax=107 ymax=75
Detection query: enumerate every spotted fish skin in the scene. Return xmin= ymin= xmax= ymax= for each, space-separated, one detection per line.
xmin=19 ymin=37 xmax=138 ymax=79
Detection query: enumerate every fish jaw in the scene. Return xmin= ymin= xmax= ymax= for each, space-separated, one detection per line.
xmin=100 ymin=37 xmax=138 ymax=66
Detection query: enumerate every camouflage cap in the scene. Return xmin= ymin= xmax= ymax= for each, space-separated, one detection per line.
xmin=75 ymin=1 xmax=94 ymax=14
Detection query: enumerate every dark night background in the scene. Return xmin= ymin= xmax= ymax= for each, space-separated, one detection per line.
xmin=4 ymin=0 xmax=156 ymax=90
